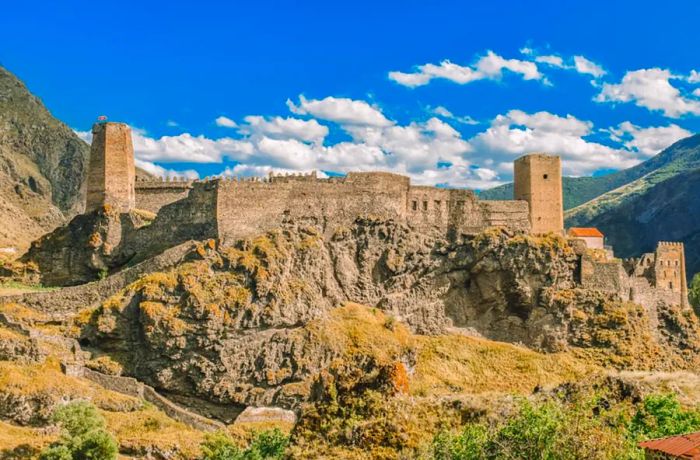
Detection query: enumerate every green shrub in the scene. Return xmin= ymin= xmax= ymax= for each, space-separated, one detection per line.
xmin=628 ymin=393 xmax=700 ymax=441
xmin=39 ymin=401 xmax=118 ymax=460
xmin=200 ymin=431 xmax=243 ymax=460
xmin=429 ymin=396 xmax=638 ymax=460
xmin=200 ymin=429 xmax=288 ymax=460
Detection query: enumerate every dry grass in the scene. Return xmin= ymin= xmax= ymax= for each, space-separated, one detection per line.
xmin=0 ymin=302 xmax=49 ymax=323
xmin=307 ymin=303 xmax=414 ymax=363
xmin=0 ymin=420 xmax=55 ymax=458
xmin=0 ymin=282 xmax=56 ymax=296
xmin=103 ymin=404 xmax=205 ymax=458
xmin=412 ymin=333 xmax=596 ymax=396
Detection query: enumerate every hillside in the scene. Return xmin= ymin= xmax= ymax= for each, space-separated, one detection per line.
xmin=0 ymin=66 xmax=91 ymax=253
xmin=572 ymin=168 xmax=700 ymax=274
xmin=480 ymin=134 xmax=700 ymax=211
xmin=3 ymin=221 xmax=700 ymax=458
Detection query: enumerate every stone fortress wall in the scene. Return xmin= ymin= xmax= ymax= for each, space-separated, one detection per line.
xmin=135 ymin=177 xmax=193 ymax=213
xmin=580 ymin=241 xmax=689 ymax=308
xmin=78 ymin=121 xmax=690 ymax=309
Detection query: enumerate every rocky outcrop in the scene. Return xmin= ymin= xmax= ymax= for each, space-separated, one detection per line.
xmin=1 ymin=240 xmax=199 ymax=318
xmin=75 ymin=219 xmax=699 ymax=414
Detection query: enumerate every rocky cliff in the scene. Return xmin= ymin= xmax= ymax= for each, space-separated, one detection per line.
xmin=76 ymin=220 xmax=700 ymax=420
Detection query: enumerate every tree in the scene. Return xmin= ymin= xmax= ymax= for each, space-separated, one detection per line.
xmin=39 ymin=401 xmax=118 ymax=460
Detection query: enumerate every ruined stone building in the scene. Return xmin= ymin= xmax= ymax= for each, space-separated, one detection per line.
xmin=40 ymin=121 xmax=691 ymax=308
xmin=88 ymin=122 xmax=551 ymax=246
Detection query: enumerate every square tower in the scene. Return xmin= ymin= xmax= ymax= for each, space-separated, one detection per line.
xmin=513 ymin=153 xmax=563 ymax=235
xmin=654 ymin=242 xmax=688 ymax=307
xmin=85 ymin=122 xmax=135 ymax=212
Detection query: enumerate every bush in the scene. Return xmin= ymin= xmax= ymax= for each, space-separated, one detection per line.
xmin=39 ymin=401 xmax=118 ymax=460
xmin=200 ymin=432 xmax=244 ymax=460
xmin=430 ymin=396 xmax=637 ymax=460
xmin=628 ymin=393 xmax=700 ymax=441
xmin=200 ymin=429 xmax=288 ymax=460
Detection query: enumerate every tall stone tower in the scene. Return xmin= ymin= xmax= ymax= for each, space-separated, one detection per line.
xmin=513 ymin=153 xmax=563 ymax=235
xmin=85 ymin=122 xmax=135 ymax=212
xmin=654 ymin=242 xmax=688 ymax=307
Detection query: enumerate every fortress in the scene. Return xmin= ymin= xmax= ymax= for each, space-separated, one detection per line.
xmin=89 ymin=122 xmax=563 ymax=245
xmin=27 ymin=121 xmax=691 ymax=309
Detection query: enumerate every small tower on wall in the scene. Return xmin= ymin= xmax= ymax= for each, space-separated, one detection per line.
xmin=654 ymin=242 xmax=688 ymax=308
xmin=85 ymin=121 xmax=136 ymax=212
xmin=513 ymin=153 xmax=564 ymax=235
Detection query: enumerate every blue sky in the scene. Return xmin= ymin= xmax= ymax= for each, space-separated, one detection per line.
xmin=2 ymin=0 xmax=700 ymax=188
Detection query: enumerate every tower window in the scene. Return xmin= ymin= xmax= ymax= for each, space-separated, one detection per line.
xmin=543 ymin=174 xmax=549 ymax=179
xmin=412 ymin=201 xmax=417 ymax=211
xmin=423 ymin=201 xmax=428 ymax=211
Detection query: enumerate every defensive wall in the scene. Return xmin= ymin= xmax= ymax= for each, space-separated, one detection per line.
xmin=580 ymin=242 xmax=689 ymax=308
xmin=130 ymin=171 xmax=530 ymax=252
xmin=135 ymin=177 xmax=193 ymax=213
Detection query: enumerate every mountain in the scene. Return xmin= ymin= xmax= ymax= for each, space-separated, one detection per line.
xmin=0 ymin=66 xmax=90 ymax=253
xmin=565 ymin=134 xmax=700 ymax=225
xmin=570 ymin=167 xmax=700 ymax=275
xmin=479 ymin=134 xmax=700 ymax=210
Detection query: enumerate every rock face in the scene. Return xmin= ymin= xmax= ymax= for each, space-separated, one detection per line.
xmin=0 ymin=66 xmax=91 ymax=252
xmin=79 ymin=219 xmax=700 ymax=416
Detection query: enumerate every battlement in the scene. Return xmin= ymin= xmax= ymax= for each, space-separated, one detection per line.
xmin=657 ymin=241 xmax=684 ymax=248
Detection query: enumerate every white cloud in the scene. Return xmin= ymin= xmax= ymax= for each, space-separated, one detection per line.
xmin=215 ymin=116 xmax=237 ymax=128
xmin=389 ymin=51 xmax=544 ymax=88
xmin=573 ymin=55 xmax=606 ymax=78
xmin=534 ymin=55 xmax=565 ymax=68
xmin=239 ymin=116 xmax=328 ymax=144
xmin=608 ymin=121 xmax=691 ymax=157
xmin=287 ymin=95 xmax=393 ymax=127
xmin=134 ymin=159 xmax=199 ymax=180
xmin=688 ymin=70 xmax=700 ymax=83
xmin=431 ymin=106 xmax=479 ymax=125
xmin=470 ymin=110 xmax=638 ymax=176
xmin=520 ymin=48 xmax=605 ymax=80
xmin=596 ymin=68 xmax=700 ymax=117
xmin=166 ymin=120 xmax=179 ymax=127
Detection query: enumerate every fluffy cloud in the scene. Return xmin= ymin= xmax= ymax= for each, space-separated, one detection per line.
xmin=239 ymin=116 xmax=328 ymax=144
xmin=573 ymin=55 xmax=606 ymax=78
xmin=75 ymin=88 xmax=686 ymax=190
xmin=389 ymin=51 xmax=543 ymax=88
xmin=534 ymin=55 xmax=565 ymax=67
xmin=470 ymin=110 xmax=638 ymax=176
xmin=135 ymin=159 xmax=199 ymax=179
xmin=596 ymin=68 xmax=700 ymax=117
xmin=215 ymin=116 xmax=237 ymax=128
xmin=608 ymin=121 xmax=691 ymax=157
xmin=287 ymin=95 xmax=392 ymax=127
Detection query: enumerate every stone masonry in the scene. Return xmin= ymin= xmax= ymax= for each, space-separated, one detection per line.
xmin=513 ymin=153 xmax=564 ymax=235
xmin=85 ymin=122 xmax=135 ymax=212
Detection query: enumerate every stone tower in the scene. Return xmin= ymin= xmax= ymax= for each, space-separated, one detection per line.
xmin=654 ymin=242 xmax=688 ymax=307
xmin=85 ymin=122 xmax=135 ymax=212
xmin=513 ymin=153 xmax=563 ymax=235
